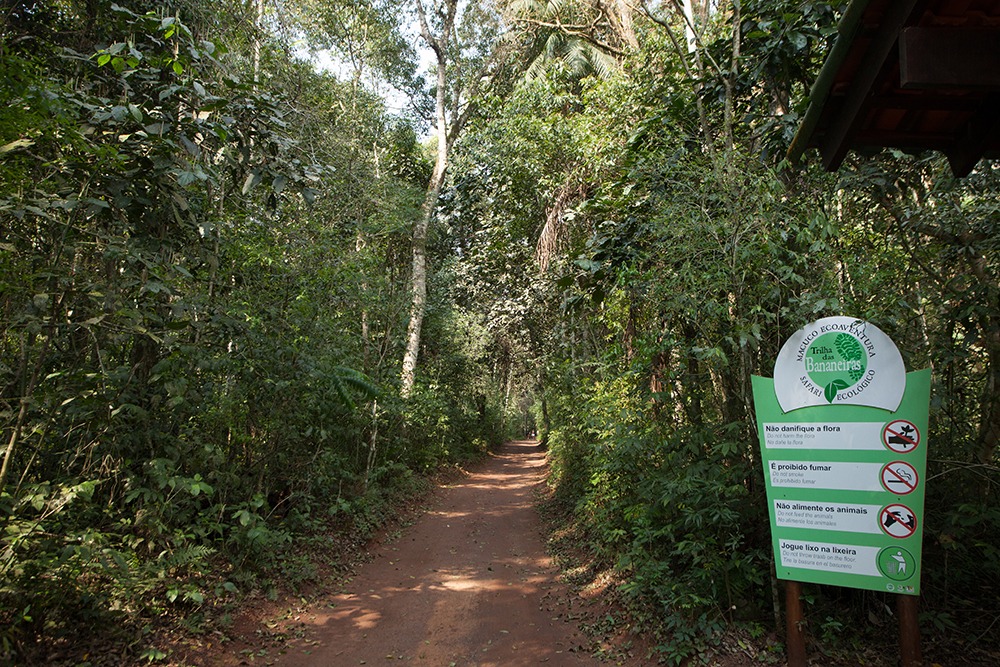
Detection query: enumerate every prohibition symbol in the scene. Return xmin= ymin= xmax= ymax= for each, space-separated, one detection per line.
xmin=883 ymin=419 xmax=920 ymax=453
xmin=880 ymin=504 xmax=917 ymax=539
xmin=881 ymin=461 xmax=919 ymax=495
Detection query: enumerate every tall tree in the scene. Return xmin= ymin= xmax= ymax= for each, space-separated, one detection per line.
xmin=401 ymin=0 xmax=506 ymax=396
xmin=400 ymin=0 xmax=458 ymax=397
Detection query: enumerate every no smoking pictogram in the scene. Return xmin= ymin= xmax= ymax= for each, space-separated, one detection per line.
xmin=880 ymin=504 xmax=917 ymax=539
xmin=881 ymin=461 xmax=919 ymax=495
xmin=883 ymin=419 xmax=920 ymax=453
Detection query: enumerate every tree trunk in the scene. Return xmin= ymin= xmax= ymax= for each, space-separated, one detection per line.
xmin=607 ymin=0 xmax=639 ymax=50
xmin=400 ymin=156 xmax=446 ymax=396
xmin=401 ymin=0 xmax=457 ymax=397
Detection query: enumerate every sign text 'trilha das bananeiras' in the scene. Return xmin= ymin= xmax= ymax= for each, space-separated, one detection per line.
xmin=752 ymin=317 xmax=930 ymax=595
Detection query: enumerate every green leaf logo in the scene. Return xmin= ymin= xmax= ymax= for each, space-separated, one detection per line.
xmin=824 ymin=379 xmax=850 ymax=403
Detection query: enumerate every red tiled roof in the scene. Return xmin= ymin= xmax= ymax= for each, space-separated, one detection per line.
xmin=787 ymin=0 xmax=1000 ymax=176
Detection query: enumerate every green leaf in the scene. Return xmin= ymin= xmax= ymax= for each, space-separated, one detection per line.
xmin=139 ymin=647 xmax=167 ymax=663
xmin=824 ymin=379 xmax=850 ymax=403
xmin=143 ymin=122 xmax=169 ymax=135
xmin=242 ymin=170 xmax=262 ymax=195
xmin=1 ymin=138 xmax=34 ymax=153
xmin=159 ymin=85 xmax=182 ymax=101
xmin=190 ymin=481 xmax=213 ymax=497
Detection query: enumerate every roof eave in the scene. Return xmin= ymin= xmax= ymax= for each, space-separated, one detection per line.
xmin=786 ymin=0 xmax=874 ymax=166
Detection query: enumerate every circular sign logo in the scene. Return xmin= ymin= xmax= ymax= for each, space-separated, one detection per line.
xmin=804 ymin=331 xmax=869 ymax=403
xmin=773 ymin=317 xmax=906 ymax=413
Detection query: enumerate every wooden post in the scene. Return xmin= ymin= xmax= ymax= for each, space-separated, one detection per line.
xmin=898 ymin=594 xmax=922 ymax=667
xmin=785 ymin=580 xmax=807 ymax=667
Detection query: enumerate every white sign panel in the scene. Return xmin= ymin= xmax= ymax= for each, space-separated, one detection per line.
xmin=773 ymin=317 xmax=906 ymax=413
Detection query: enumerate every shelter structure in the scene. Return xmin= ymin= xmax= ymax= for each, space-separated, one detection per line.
xmin=787 ymin=0 xmax=1000 ymax=177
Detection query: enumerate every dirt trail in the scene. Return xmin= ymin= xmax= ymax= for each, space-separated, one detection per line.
xmin=275 ymin=440 xmax=605 ymax=666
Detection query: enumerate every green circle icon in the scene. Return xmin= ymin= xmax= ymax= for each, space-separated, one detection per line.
xmin=804 ymin=332 xmax=868 ymax=402
xmin=877 ymin=546 xmax=915 ymax=581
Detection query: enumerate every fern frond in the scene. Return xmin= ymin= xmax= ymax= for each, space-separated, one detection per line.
xmin=158 ymin=545 xmax=214 ymax=570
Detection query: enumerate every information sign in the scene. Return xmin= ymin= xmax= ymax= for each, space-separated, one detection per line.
xmin=752 ymin=317 xmax=931 ymax=596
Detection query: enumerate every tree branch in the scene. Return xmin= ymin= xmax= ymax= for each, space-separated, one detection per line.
xmin=510 ymin=16 xmax=626 ymax=56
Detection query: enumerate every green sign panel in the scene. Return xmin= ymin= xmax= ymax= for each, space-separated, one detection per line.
xmin=752 ymin=317 xmax=931 ymax=596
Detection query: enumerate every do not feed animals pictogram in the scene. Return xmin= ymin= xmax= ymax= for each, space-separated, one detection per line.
xmin=880 ymin=504 xmax=917 ymax=539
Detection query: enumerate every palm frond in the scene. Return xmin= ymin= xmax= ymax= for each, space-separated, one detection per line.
xmin=329 ymin=365 xmax=380 ymax=411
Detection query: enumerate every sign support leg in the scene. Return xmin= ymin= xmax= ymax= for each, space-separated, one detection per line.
xmin=785 ymin=580 xmax=807 ymax=667
xmin=898 ymin=594 xmax=922 ymax=667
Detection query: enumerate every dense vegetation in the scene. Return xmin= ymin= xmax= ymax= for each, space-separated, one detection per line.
xmin=2 ymin=0 xmax=998 ymax=664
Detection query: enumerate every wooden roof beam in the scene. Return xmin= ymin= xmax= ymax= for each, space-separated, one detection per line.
xmin=900 ymin=27 xmax=1000 ymax=89
xmin=866 ymin=94 xmax=981 ymax=112
xmin=820 ymin=0 xmax=922 ymax=171
xmin=946 ymin=93 xmax=1000 ymax=176
xmin=852 ymin=131 xmax=954 ymax=149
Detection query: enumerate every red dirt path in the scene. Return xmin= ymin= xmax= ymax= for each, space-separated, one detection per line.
xmin=273 ymin=440 xmax=611 ymax=666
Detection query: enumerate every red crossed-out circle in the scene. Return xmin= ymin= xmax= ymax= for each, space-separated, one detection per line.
xmin=881 ymin=461 xmax=919 ymax=495
xmin=883 ymin=420 xmax=920 ymax=453
xmin=880 ymin=504 xmax=917 ymax=539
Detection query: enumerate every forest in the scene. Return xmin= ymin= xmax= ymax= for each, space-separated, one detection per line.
xmin=1 ymin=0 xmax=998 ymax=664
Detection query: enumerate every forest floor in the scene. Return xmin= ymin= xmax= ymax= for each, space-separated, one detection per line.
xmin=172 ymin=440 xmax=656 ymax=666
